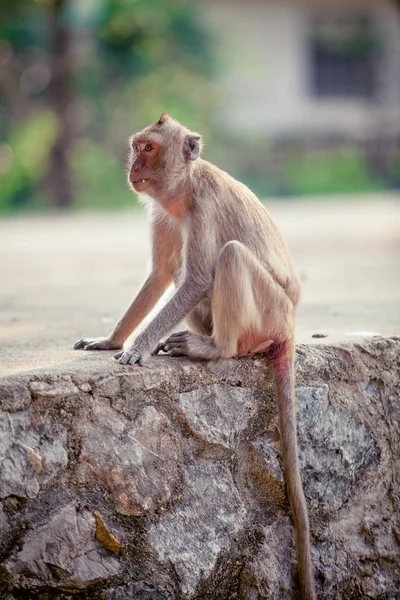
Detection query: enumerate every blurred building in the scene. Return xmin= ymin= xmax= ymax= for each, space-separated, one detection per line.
xmin=203 ymin=0 xmax=400 ymax=139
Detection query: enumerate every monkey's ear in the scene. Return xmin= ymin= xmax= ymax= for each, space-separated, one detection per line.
xmin=183 ymin=134 xmax=202 ymax=161
xmin=157 ymin=113 xmax=169 ymax=125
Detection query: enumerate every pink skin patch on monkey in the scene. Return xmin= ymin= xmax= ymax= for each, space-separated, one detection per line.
xmin=237 ymin=334 xmax=289 ymax=375
xmin=263 ymin=341 xmax=289 ymax=375
xmin=236 ymin=331 xmax=274 ymax=357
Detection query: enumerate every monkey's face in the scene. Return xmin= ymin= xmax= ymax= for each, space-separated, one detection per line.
xmin=128 ymin=139 xmax=164 ymax=193
xmin=127 ymin=114 xmax=203 ymax=198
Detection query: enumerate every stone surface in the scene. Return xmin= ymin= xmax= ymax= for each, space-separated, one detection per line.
xmin=241 ymin=517 xmax=296 ymax=600
xmin=76 ymin=400 xmax=184 ymax=516
xmin=148 ymin=461 xmax=247 ymax=597
xmin=177 ymin=384 xmax=260 ymax=448
xmin=296 ymin=385 xmax=380 ymax=513
xmin=5 ymin=504 xmax=121 ymax=589
xmin=0 ymin=410 xmax=68 ymax=500
xmin=0 ymin=338 xmax=399 ymax=599
xmin=107 ymin=583 xmax=168 ymax=599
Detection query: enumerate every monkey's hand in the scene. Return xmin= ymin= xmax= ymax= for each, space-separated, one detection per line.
xmin=73 ymin=338 xmax=122 ymax=351
xmin=114 ymin=346 xmax=150 ymax=366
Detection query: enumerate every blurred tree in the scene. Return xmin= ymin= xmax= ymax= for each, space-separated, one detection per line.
xmin=47 ymin=0 xmax=74 ymax=209
xmin=0 ymin=0 xmax=74 ymax=209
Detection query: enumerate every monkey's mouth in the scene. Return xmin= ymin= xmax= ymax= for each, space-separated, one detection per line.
xmin=131 ymin=178 xmax=150 ymax=191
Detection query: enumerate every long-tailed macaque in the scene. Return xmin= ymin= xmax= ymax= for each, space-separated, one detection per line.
xmin=74 ymin=114 xmax=316 ymax=599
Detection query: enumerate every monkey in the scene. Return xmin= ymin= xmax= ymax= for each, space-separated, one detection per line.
xmin=74 ymin=113 xmax=316 ymax=599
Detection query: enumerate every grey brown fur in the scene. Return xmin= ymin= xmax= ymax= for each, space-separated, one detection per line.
xmin=74 ymin=114 xmax=316 ymax=599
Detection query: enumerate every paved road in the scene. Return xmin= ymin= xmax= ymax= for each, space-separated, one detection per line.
xmin=0 ymin=194 xmax=399 ymax=376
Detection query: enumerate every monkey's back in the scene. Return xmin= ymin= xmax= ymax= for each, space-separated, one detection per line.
xmin=192 ymin=160 xmax=301 ymax=306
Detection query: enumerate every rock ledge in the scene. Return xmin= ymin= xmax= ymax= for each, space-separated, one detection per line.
xmin=0 ymin=338 xmax=399 ymax=600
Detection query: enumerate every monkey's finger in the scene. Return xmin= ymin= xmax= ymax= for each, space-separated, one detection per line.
xmin=84 ymin=340 xmax=111 ymax=351
xmin=153 ymin=340 xmax=178 ymax=354
xmin=118 ymin=350 xmax=144 ymax=365
xmin=170 ymin=348 xmax=185 ymax=356
xmin=74 ymin=339 xmax=91 ymax=350
xmin=164 ymin=340 xmax=187 ymax=352
xmin=153 ymin=332 xmax=188 ymax=353
xmin=160 ymin=343 xmax=173 ymax=353
xmin=118 ymin=352 xmax=133 ymax=365
xmin=153 ymin=342 xmax=166 ymax=355
xmin=166 ymin=342 xmax=186 ymax=353
xmin=114 ymin=351 xmax=124 ymax=360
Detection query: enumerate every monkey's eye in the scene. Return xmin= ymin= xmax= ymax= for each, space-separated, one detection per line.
xmin=144 ymin=143 xmax=154 ymax=152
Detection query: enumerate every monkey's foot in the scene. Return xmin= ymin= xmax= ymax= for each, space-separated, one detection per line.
xmin=73 ymin=338 xmax=122 ymax=351
xmin=153 ymin=331 xmax=192 ymax=356
xmin=153 ymin=331 xmax=220 ymax=359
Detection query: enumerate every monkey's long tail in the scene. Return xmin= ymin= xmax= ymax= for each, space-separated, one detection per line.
xmin=267 ymin=342 xmax=317 ymax=600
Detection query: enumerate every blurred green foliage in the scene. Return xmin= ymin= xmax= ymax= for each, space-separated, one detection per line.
xmin=284 ymin=148 xmax=384 ymax=196
xmin=0 ymin=0 xmax=215 ymax=212
xmin=0 ymin=111 xmax=58 ymax=211
xmin=221 ymin=139 xmax=386 ymax=199
xmin=72 ymin=139 xmax=133 ymax=209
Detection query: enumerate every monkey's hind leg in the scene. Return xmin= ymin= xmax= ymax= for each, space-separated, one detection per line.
xmin=186 ymin=298 xmax=213 ymax=336
xmin=156 ymin=240 xmax=293 ymax=360
xmin=212 ymin=240 xmax=293 ymax=357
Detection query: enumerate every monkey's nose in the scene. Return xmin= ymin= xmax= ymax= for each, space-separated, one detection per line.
xmin=130 ymin=167 xmax=139 ymax=179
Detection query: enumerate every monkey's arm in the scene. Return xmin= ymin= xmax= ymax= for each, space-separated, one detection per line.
xmin=116 ymin=225 xmax=213 ymax=364
xmin=116 ymin=276 xmax=210 ymax=364
xmin=74 ymin=218 xmax=180 ymax=351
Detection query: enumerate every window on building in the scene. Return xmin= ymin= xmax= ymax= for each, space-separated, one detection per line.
xmin=309 ymin=12 xmax=380 ymax=100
